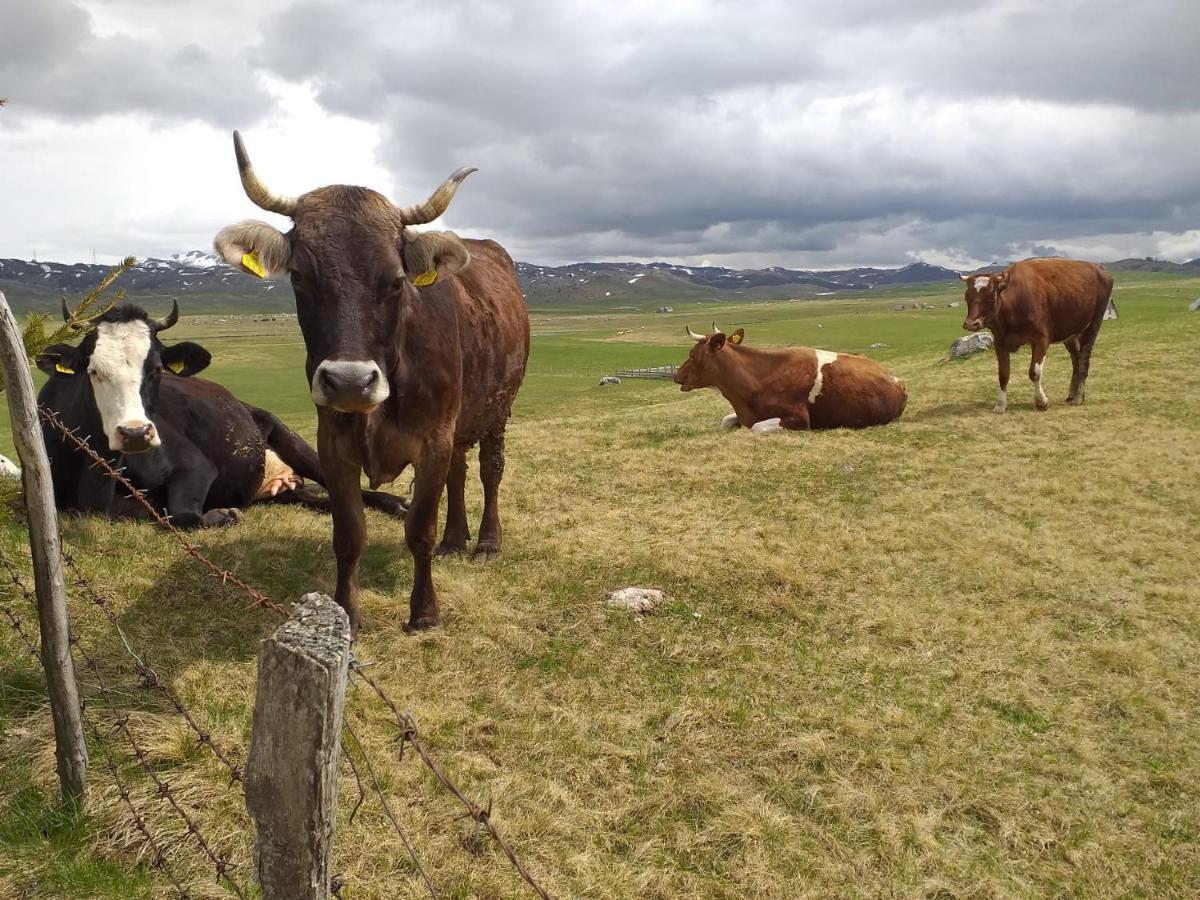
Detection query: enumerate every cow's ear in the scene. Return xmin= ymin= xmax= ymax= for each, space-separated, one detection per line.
xmin=995 ymin=271 xmax=1010 ymax=292
xmin=709 ymin=332 xmax=727 ymax=351
xmin=160 ymin=342 xmax=212 ymax=377
xmin=402 ymin=230 xmax=471 ymax=287
xmin=213 ymin=220 xmax=291 ymax=279
xmin=730 ymin=328 xmax=744 ymax=345
xmin=36 ymin=344 xmax=81 ymax=377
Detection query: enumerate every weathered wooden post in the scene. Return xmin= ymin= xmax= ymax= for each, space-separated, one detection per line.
xmin=245 ymin=592 xmax=350 ymax=900
xmin=0 ymin=290 xmax=88 ymax=805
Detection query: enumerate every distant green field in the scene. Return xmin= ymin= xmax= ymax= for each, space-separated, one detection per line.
xmin=2 ymin=272 xmax=1199 ymax=899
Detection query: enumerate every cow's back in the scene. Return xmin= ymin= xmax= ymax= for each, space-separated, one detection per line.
xmin=809 ymin=353 xmax=907 ymax=429
xmin=154 ymin=376 xmax=265 ymax=508
xmin=1003 ymin=258 xmax=1112 ymax=344
xmin=450 ymin=239 xmax=530 ymax=443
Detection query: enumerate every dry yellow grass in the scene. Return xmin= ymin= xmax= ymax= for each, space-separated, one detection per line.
xmin=2 ymin=286 xmax=1198 ymax=898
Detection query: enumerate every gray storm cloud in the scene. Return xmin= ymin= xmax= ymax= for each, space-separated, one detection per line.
xmin=3 ymin=0 xmax=1198 ymax=267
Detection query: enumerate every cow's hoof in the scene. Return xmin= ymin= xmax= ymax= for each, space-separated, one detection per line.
xmin=1067 ymin=396 xmax=1084 ymax=406
xmin=750 ymin=417 xmax=783 ymax=434
xmin=472 ymin=543 xmax=501 ymax=563
xmin=1035 ymin=400 xmax=1050 ymax=411
xmin=202 ymin=508 xmax=242 ymax=527
xmin=993 ymin=404 xmax=1007 ymax=414
xmin=436 ymin=542 xmax=467 ymax=559
xmin=403 ymin=615 xmax=441 ymax=633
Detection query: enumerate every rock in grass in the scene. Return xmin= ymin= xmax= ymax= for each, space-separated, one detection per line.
xmin=607 ymin=587 xmax=666 ymax=612
xmin=1189 ymin=297 xmax=1200 ymax=312
xmin=947 ymin=332 xmax=994 ymax=359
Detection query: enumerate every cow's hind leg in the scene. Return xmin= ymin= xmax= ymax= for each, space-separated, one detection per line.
xmin=474 ymin=428 xmax=506 ymax=563
xmin=1071 ymin=315 xmax=1104 ymax=405
xmin=437 ymin=446 xmax=470 ymax=558
xmin=1028 ymin=339 xmax=1050 ymax=411
xmin=1064 ymin=336 xmax=1083 ymax=404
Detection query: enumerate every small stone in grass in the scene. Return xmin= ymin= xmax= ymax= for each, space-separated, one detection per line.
xmin=606 ymin=587 xmax=666 ymax=613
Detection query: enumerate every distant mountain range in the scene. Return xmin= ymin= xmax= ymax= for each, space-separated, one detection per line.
xmin=0 ymin=252 xmax=1196 ymax=317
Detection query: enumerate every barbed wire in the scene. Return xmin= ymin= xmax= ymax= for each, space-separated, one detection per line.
xmin=3 ymin=551 xmax=247 ymax=898
xmin=38 ymin=407 xmax=288 ymax=616
xmin=61 ymin=549 xmax=245 ymax=785
xmin=342 ymin=716 xmax=439 ymax=898
xmin=349 ymin=663 xmax=555 ymax=900
xmin=0 ymin=583 xmax=41 ymax=661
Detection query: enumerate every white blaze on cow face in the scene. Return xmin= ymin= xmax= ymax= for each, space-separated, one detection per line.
xmin=973 ymin=276 xmax=990 ymax=292
xmin=89 ymin=321 xmax=160 ymax=452
xmin=808 ymin=349 xmax=839 ymax=403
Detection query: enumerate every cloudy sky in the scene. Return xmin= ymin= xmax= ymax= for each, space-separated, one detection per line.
xmin=2 ymin=0 xmax=1198 ymax=270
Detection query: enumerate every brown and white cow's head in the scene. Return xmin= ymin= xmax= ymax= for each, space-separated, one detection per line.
xmin=212 ymin=131 xmax=475 ymax=415
xmin=960 ymin=271 xmax=1010 ymax=332
xmin=37 ymin=302 xmax=211 ymax=453
xmin=674 ymin=324 xmax=744 ymax=391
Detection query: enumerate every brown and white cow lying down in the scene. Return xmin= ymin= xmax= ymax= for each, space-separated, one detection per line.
xmin=961 ymin=257 xmax=1113 ymax=413
xmin=674 ymin=325 xmax=906 ymax=432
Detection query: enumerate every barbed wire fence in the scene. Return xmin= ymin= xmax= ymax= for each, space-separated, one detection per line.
xmin=0 ymin=402 xmax=556 ymax=898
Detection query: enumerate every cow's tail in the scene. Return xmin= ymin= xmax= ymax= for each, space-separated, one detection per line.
xmin=246 ymin=404 xmax=407 ymax=519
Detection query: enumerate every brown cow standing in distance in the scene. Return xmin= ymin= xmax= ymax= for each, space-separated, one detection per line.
xmin=213 ymin=132 xmax=529 ymax=637
xmin=961 ymin=257 xmax=1113 ymax=413
xmin=674 ymin=325 xmax=907 ymax=432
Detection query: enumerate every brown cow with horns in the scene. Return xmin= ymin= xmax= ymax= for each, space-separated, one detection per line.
xmin=960 ymin=257 xmax=1112 ymax=413
xmin=213 ymin=132 xmax=529 ymax=636
xmin=674 ymin=324 xmax=907 ymax=431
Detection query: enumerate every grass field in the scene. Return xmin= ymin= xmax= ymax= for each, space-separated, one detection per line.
xmin=2 ymin=273 xmax=1199 ymax=898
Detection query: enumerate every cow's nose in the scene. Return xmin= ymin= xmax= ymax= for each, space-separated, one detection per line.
xmin=117 ymin=422 xmax=156 ymax=452
xmin=312 ymin=360 xmax=390 ymax=412
xmin=963 ymin=318 xmax=981 ymax=332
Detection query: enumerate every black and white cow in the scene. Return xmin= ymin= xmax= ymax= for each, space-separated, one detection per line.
xmin=37 ymin=302 xmax=406 ymax=527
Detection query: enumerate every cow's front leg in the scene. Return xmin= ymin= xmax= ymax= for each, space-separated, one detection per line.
xmin=994 ymin=347 xmax=1011 ymax=413
xmin=405 ymin=441 xmax=452 ymax=631
xmin=437 ymin=446 xmax=469 ymax=557
xmin=1029 ymin=339 xmax=1050 ymax=410
xmin=319 ymin=423 xmax=365 ymax=639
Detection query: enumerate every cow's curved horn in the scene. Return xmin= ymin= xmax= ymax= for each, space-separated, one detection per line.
xmin=62 ymin=298 xmax=74 ymax=324
xmin=686 ymin=324 xmax=705 ymax=341
xmin=154 ymin=299 xmax=179 ymax=332
xmin=233 ymin=131 xmax=298 ymax=217
xmin=712 ymin=322 xmax=723 ymax=334
xmin=394 ymin=167 xmax=478 ymax=225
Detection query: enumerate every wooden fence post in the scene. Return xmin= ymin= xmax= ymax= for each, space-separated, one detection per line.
xmin=0 ymin=290 xmax=88 ymax=805
xmin=245 ymin=592 xmax=350 ymax=900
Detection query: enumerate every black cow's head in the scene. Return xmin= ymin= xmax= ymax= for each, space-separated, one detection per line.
xmin=37 ymin=302 xmax=211 ymax=453
xmin=212 ymin=131 xmax=475 ymax=415
xmin=960 ymin=271 xmax=1009 ymax=332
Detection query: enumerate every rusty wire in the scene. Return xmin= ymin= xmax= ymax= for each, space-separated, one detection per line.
xmin=350 ymin=663 xmax=555 ymax=900
xmin=4 ymin=554 xmax=247 ymax=898
xmin=61 ymin=549 xmax=245 ymax=785
xmin=343 ymin=716 xmax=438 ymax=898
xmin=0 ymin=564 xmax=41 ymax=662
xmin=38 ymin=407 xmax=288 ymax=616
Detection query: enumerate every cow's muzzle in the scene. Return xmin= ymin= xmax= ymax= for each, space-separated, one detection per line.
xmin=115 ymin=421 xmax=158 ymax=453
xmin=962 ymin=318 xmax=983 ymax=332
xmin=311 ymin=360 xmax=390 ymax=413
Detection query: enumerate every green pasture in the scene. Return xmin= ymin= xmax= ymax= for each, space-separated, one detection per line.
xmin=2 ymin=272 xmax=1199 ymax=898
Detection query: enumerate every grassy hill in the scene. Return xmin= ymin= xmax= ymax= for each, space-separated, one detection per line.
xmin=1 ymin=272 xmax=1198 ymax=898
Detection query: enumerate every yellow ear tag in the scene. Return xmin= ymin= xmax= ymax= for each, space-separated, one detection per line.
xmin=241 ymin=251 xmax=266 ymax=279
xmin=168 ymin=360 xmax=185 ymax=374
xmin=55 ymin=362 xmax=76 ymax=375
xmin=412 ymin=269 xmax=438 ymax=287
xmin=730 ymin=333 xmax=743 ymax=345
